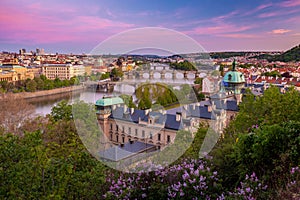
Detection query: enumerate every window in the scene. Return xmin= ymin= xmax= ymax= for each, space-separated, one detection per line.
xmin=122 ymin=126 xmax=125 ymax=133
xmin=110 ymin=133 xmax=112 ymax=140
xmin=116 ymin=135 xmax=119 ymax=142
xmin=167 ymin=135 xmax=171 ymax=143
xmin=228 ymin=74 xmax=232 ymax=80
xmin=122 ymin=136 xmax=125 ymax=144
xmin=116 ymin=125 xmax=119 ymax=131
xmin=149 ymin=132 xmax=152 ymax=139
xmin=158 ymin=133 xmax=161 ymax=141
xmin=110 ymin=123 xmax=113 ymax=130
xmin=128 ymin=127 xmax=131 ymax=134
xmin=142 ymin=130 xmax=145 ymax=138
xmin=135 ymin=129 xmax=138 ymax=136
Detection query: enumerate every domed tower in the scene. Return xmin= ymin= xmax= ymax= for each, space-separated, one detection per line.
xmin=222 ymin=60 xmax=245 ymax=104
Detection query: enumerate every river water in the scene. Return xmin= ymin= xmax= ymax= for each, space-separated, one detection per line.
xmin=27 ymin=89 xmax=113 ymax=116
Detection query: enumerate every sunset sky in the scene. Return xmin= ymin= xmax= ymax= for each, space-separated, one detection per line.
xmin=1 ymin=0 xmax=300 ymax=54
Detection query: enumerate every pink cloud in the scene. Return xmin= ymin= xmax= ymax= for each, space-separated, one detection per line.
xmin=0 ymin=2 xmax=135 ymax=44
xmin=186 ymin=23 xmax=253 ymax=36
xmin=217 ymin=33 xmax=259 ymax=39
xmin=258 ymin=12 xmax=278 ymax=18
xmin=269 ymin=29 xmax=292 ymax=34
xmin=280 ymin=0 xmax=300 ymax=7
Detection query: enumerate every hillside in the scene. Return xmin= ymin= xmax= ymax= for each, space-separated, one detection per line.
xmin=270 ymin=44 xmax=300 ymax=62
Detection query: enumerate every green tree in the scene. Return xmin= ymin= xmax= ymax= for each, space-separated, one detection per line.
xmin=100 ymin=72 xmax=110 ymax=80
xmin=25 ymin=79 xmax=37 ymax=92
xmin=194 ymin=77 xmax=203 ymax=85
xmin=50 ymin=100 xmax=72 ymax=122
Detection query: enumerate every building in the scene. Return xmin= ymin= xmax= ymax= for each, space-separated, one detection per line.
xmin=96 ymin=97 xmax=191 ymax=151
xmin=42 ymin=64 xmax=86 ymax=80
xmin=0 ymin=64 xmax=34 ymax=83
xmin=222 ymin=60 xmax=246 ymax=103
xmin=95 ymin=96 xmax=231 ymax=162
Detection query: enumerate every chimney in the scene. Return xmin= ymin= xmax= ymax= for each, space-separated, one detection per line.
xmin=130 ymin=107 xmax=134 ymax=114
xmin=145 ymin=109 xmax=149 ymax=115
xmin=207 ymin=105 xmax=212 ymax=113
xmin=176 ymin=112 xmax=181 ymax=121
xmin=182 ymin=109 xmax=186 ymax=119
xmin=145 ymin=108 xmax=152 ymax=115
xmin=123 ymin=104 xmax=127 ymax=113
xmin=196 ymin=102 xmax=200 ymax=106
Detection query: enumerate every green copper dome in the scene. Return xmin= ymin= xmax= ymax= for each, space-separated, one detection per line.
xmin=223 ymin=60 xmax=245 ymax=84
xmin=223 ymin=71 xmax=245 ymax=83
xmin=96 ymin=97 xmax=124 ymax=106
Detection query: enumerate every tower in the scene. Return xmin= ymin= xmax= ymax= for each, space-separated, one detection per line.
xmin=222 ymin=60 xmax=245 ymax=104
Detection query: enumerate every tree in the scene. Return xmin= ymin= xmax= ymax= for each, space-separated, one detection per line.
xmin=194 ymin=77 xmax=203 ymax=85
xmin=0 ymin=94 xmax=35 ymax=135
xmin=50 ymin=100 xmax=72 ymax=122
xmin=25 ymin=79 xmax=37 ymax=92
xmin=110 ymin=68 xmax=123 ymax=81
xmin=100 ymin=72 xmax=110 ymax=80
xmin=34 ymin=77 xmax=45 ymax=90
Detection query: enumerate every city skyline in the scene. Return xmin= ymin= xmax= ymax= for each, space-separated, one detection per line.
xmin=1 ymin=0 xmax=300 ymax=54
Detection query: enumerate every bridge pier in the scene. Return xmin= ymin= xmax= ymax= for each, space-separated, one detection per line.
xmin=128 ymin=71 xmax=134 ymax=80
xmin=172 ymin=70 xmax=176 ymax=80
xmin=161 ymin=70 xmax=165 ymax=79
xmin=123 ymin=72 xmax=128 ymax=79
xmin=138 ymin=71 xmax=143 ymax=79
xmin=149 ymin=70 xmax=154 ymax=79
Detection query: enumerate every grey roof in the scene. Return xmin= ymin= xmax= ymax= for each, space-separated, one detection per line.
xmin=212 ymin=100 xmax=239 ymax=111
xmin=164 ymin=114 xmax=182 ymax=130
xmin=98 ymin=141 xmax=155 ymax=161
xmin=110 ymin=107 xmax=182 ymax=130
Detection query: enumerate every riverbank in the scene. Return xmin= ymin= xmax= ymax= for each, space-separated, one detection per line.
xmin=0 ymin=85 xmax=85 ymax=99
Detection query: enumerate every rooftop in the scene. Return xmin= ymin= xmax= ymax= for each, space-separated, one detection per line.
xmin=95 ymin=96 xmax=124 ymax=106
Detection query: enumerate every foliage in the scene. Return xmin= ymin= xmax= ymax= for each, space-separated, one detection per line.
xmin=270 ymin=44 xmax=300 ymax=62
xmin=119 ymin=94 xmax=136 ymax=108
xmin=0 ymin=94 xmax=35 ymax=135
xmin=261 ymin=70 xmax=281 ymax=77
xmin=0 ymin=75 xmax=80 ymax=93
xmin=110 ymin=68 xmax=123 ymax=81
xmin=100 ymin=72 xmax=110 ymax=80
xmin=194 ymin=77 xmax=203 ymax=85
xmin=234 ymin=121 xmax=300 ymax=185
xmin=105 ymin=158 xmax=223 ymax=200
xmin=226 ymin=86 xmax=300 ymax=135
xmin=170 ymin=60 xmax=196 ymax=71
xmin=0 ymin=118 xmax=107 ymax=199
xmin=50 ymin=100 xmax=73 ymax=122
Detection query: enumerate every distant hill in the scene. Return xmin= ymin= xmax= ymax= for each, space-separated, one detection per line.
xmin=270 ymin=44 xmax=300 ymax=62
xmin=250 ymin=44 xmax=300 ymax=62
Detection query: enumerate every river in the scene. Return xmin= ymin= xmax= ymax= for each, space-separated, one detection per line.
xmin=27 ymin=89 xmax=114 ymax=116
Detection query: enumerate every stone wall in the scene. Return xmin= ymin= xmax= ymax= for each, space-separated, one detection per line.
xmin=0 ymin=85 xmax=85 ymax=99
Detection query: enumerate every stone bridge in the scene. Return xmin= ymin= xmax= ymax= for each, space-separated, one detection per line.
xmin=123 ymin=69 xmax=208 ymax=80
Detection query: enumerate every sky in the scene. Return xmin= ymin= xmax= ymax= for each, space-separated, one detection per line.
xmin=0 ymin=0 xmax=300 ymax=54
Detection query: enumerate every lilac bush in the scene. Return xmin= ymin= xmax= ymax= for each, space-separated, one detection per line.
xmin=104 ymin=158 xmax=223 ymax=199
xmin=227 ymin=172 xmax=268 ymax=200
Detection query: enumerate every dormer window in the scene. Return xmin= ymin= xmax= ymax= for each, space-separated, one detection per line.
xmin=228 ymin=74 xmax=232 ymax=80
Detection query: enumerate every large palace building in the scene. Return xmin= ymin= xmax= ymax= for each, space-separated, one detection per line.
xmin=95 ymin=61 xmax=245 ymax=162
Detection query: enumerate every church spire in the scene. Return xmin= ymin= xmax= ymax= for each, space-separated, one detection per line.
xmin=232 ymin=59 xmax=236 ymax=71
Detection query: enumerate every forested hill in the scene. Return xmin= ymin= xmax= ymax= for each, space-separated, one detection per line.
xmin=250 ymin=44 xmax=300 ymax=62
xmin=270 ymin=44 xmax=300 ymax=62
